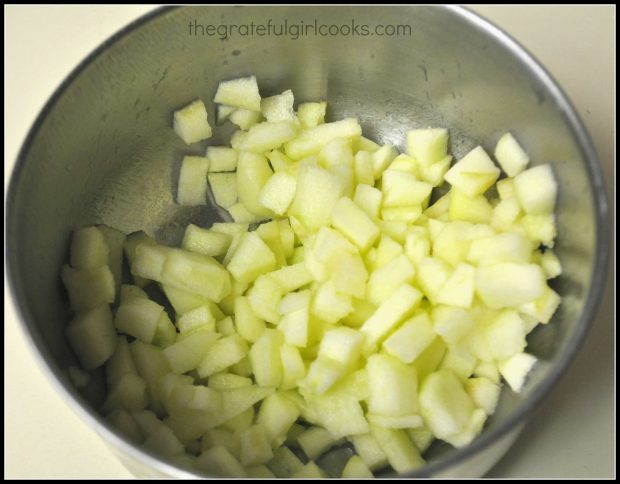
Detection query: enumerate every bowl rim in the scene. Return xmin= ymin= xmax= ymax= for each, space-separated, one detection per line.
xmin=5 ymin=5 xmax=611 ymax=478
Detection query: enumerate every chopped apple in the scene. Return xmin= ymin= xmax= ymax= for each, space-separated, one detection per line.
xmin=174 ymin=99 xmax=212 ymax=144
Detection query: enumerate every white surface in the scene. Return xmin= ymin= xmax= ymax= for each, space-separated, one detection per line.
xmin=4 ymin=5 xmax=615 ymax=478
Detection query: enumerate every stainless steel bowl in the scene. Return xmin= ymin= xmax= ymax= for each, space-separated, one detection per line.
xmin=6 ymin=5 xmax=610 ymax=478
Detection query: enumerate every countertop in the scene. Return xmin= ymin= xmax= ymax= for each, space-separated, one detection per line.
xmin=4 ymin=5 xmax=615 ymax=479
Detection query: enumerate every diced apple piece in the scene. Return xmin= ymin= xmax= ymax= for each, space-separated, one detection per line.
xmin=257 ymin=392 xmax=301 ymax=445
xmin=130 ymin=243 xmax=171 ymax=284
xmin=521 ymin=213 xmax=557 ymax=246
xmin=444 ymin=146 xmax=500 ymax=197
xmin=416 ymin=257 xmax=451 ymax=304
xmin=279 ymin=344 xmax=306 ymax=390
xmin=297 ymin=426 xmax=339 ymax=460
xmin=163 ymin=329 xmax=219 ymax=374
xmin=464 ymin=377 xmax=500 ymax=415
xmin=350 ymin=434 xmax=388 ymax=471
xmin=354 ymin=184 xmax=382 ymax=220
xmin=182 ymin=224 xmax=231 ymax=258
xmin=389 ymin=153 xmax=419 ymax=176
xmin=261 ymin=89 xmax=295 ymax=122
xmin=367 ymin=254 xmax=416 ymax=306
xmin=124 ymin=231 xmax=157 ymax=287
xmin=207 ymin=146 xmax=237 ymax=172
xmin=226 ymin=232 xmax=276 ymax=284
xmin=229 ymin=108 xmax=262 ymax=130
xmin=331 ymin=197 xmax=380 ymax=252
xmin=485 ymin=310 xmax=526 ymax=359
xmin=373 ymin=234 xmax=403 ymax=270
xmin=382 ymin=170 xmax=432 ymax=207
xmin=476 ymin=263 xmax=545 ymax=309
xmin=372 ymin=144 xmax=398 ymax=179
xmin=419 ymin=155 xmax=452 ymax=187
xmin=61 ymin=265 xmax=115 ymax=313
xmin=177 ymin=156 xmax=209 ymax=206
xmin=197 ymin=334 xmax=248 ymax=377
xmin=514 ymin=164 xmax=557 ymax=214
xmin=173 ymin=99 xmax=212 ymax=144
xmin=381 ymin=206 xmax=422 ymax=224
xmin=467 ymin=232 xmax=531 ymax=266
xmin=436 ymin=263 xmax=475 ymax=308
xmin=291 ymin=461 xmax=326 ymax=478
xmin=367 ymin=354 xmax=419 ymax=417
xmin=228 ymin=202 xmax=266 ymax=223
xmin=268 ymin=446 xmax=305 ymax=477
xmin=419 ymin=369 xmax=474 ymax=440
xmin=312 ymin=280 xmax=353 ymax=324
xmin=354 ymin=150 xmax=375 ymax=185
xmin=105 ymin=335 xmax=137 ymax=386
xmin=303 ymin=357 xmax=347 ymax=394
xmin=269 ymin=263 xmax=313 ymax=293
xmin=289 ymin=164 xmax=344 ymax=231
xmin=342 ymin=455 xmax=374 ymax=478
xmin=176 ymin=304 xmax=216 ymax=334
xmin=217 ymin=316 xmax=235 ymax=336
xmin=406 ymin=128 xmax=448 ymax=166
xmin=439 ymin=345 xmax=477 ymax=381
xmin=115 ymin=298 xmax=163 ymax=343
xmin=102 ymin=373 xmax=148 ymax=413
xmin=473 ymin=361 xmax=500 ymax=384
xmin=214 ymin=75 xmax=261 ymax=111
xmin=239 ymin=425 xmax=273 ymax=466
xmin=208 ymin=173 xmax=238 ymax=209
xmin=247 ymin=275 xmax=284 ymax=324
xmin=196 ymin=445 xmax=247 ymax=478
xmin=407 ymin=426 xmax=434 ymax=453
xmin=305 ymin=392 xmax=368 ymax=438
xmin=206 ymin=385 xmax=274 ymax=429
xmin=202 ymin=427 xmax=241 ymax=459
xmin=448 ymin=190 xmax=493 ymax=224
xmin=404 ymin=229 xmax=431 ymax=266
xmin=236 ymin=151 xmax=274 ymax=217
xmin=232 ymin=120 xmax=298 ymax=153
xmin=96 ymin=225 xmax=125 ymax=292
xmin=494 ymin=132 xmax=529 ymax=176
xmin=366 ymin=414 xmax=423 ymax=429
xmin=431 ymin=305 xmax=475 ymax=345
xmin=498 ymin=352 xmax=537 ymax=392
xmin=249 ymin=329 xmax=284 ymax=387
xmin=297 ymin=101 xmax=326 ymax=129
xmin=318 ymin=137 xmax=353 ymax=168
xmin=216 ymin=104 xmax=236 ymax=124
xmin=258 ymin=171 xmax=297 ymax=216
xmin=66 ymin=304 xmax=117 ymax=370
xmin=539 ymin=250 xmax=562 ymax=279
xmin=519 ymin=285 xmax=561 ymax=324
xmin=130 ymin=341 xmax=171 ymax=416
xmin=285 ymin=118 xmax=362 ymax=160
xmin=369 ymin=426 xmax=425 ymax=474
xmin=70 ymin=226 xmax=109 ymax=270
xmin=208 ymin=373 xmax=252 ymax=390
xmin=353 ymin=136 xmax=380 ymax=153
xmin=245 ymin=465 xmax=275 ymax=478
xmin=383 ymin=312 xmax=436 ymax=364
xmin=279 ymin=291 xmax=310 ymax=347
xmin=161 ymin=249 xmax=231 ymax=302
xmin=233 ymin=296 xmax=265 ymax=343
xmin=267 ymin=149 xmax=294 ymax=173
xmin=107 ymin=409 xmax=143 ymax=443
xmin=318 ymin=327 xmax=363 ymax=368
xmin=360 ymin=284 xmax=423 ymax=351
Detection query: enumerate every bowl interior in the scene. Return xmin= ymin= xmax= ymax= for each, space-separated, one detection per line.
xmin=7 ymin=5 xmax=607 ymax=478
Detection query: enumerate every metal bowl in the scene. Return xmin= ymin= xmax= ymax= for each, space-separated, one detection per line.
xmin=6 ymin=5 xmax=609 ymax=478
